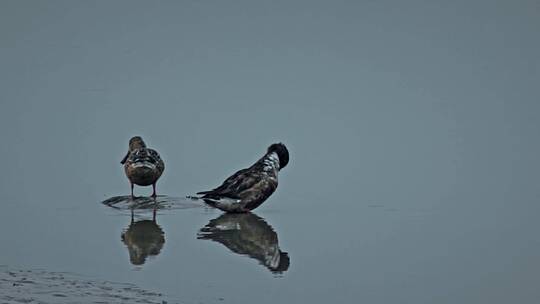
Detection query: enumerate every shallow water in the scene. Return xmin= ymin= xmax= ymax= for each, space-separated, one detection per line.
xmin=1 ymin=1 xmax=540 ymax=303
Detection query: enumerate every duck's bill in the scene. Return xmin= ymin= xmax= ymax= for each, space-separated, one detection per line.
xmin=121 ymin=151 xmax=130 ymax=164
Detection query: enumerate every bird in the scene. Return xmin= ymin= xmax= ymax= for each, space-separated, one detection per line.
xmin=197 ymin=143 xmax=289 ymax=213
xmin=120 ymin=136 xmax=165 ymax=198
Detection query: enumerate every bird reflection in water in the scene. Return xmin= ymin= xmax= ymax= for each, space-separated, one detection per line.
xmin=121 ymin=207 xmax=165 ymax=265
xmin=198 ymin=213 xmax=290 ymax=273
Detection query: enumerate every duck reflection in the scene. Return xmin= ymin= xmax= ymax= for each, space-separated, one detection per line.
xmin=121 ymin=209 xmax=165 ymax=265
xmin=198 ymin=213 xmax=290 ymax=273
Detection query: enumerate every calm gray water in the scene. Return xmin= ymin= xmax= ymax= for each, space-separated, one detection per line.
xmin=1 ymin=1 xmax=539 ymax=303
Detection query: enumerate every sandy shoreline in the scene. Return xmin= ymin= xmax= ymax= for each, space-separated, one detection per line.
xmin=0 ymin=267 xmax=171 ymax=304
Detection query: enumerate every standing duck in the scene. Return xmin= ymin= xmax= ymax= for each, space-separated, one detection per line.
xmin=120 ymin=136 xmax=165 ymax=198
xmin=197 ymin=143 xmax=289 ymax=213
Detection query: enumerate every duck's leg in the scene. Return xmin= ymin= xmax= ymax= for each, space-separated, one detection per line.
xmin=130 ymin=183 xmax=135 ymax=198
xmin=151 ymin=183 xmax=157 ymax=198
xmin=152 ymin=196 xmax=157 ymax=221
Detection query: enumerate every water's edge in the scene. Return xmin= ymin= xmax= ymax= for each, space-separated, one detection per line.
xmin=0 ymin=267 xmax=175 ymax=304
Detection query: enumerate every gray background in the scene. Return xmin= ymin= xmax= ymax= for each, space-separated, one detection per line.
xmin=1 ymin=1 xmax=539 ymax=303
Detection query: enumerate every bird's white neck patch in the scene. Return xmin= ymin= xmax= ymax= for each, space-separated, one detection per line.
xmin=263 ymin=152 xmax=280 ymax=172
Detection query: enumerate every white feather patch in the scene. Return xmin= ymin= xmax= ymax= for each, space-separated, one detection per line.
xmin=206 ymin=197 xmax=241 ymax=207
xmin=132 ymin=161 xmax=157 ymax=169
xmin=263 ymin=152 xmax=280 ymax=171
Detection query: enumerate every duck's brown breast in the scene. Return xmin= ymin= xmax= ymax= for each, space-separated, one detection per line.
xmin=125 ymin=163 xmax=163 ymax=186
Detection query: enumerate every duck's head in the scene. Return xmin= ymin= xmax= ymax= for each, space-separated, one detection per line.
xmin=121 ymin=136 xmax=147 ymax=164
xmin=129 ymin=136 xmax=146 ymax=151
xmin=267 ymin=143 xmax=289 ymax=170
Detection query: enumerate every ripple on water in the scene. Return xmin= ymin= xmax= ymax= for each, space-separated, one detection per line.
xmin=102 ymin=195 xmax=203 ymax=211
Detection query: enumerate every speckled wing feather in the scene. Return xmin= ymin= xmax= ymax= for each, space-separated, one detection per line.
xmin=127 ymin=148 xmax=164 ymax=168
xmin=197 ymin=168 xmax=257 ymax=199
xmin=147 ymin=149 xmax=165 ymax=172
xmin=240 ymin=177 xmax=277 ymax=210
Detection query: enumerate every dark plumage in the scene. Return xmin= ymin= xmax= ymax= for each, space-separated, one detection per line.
xmin=197 ymin=143 xmax=289 ymax=213
xmin=121 ymin=136 xmax=165 ymax=198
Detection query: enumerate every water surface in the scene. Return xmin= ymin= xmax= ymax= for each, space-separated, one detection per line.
xmin=1 ymin=1 xmax=540 ymax=303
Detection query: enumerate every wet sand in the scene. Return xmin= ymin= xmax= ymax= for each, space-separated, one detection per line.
xmin=0 ymin=267 xmax=172 ymax=304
